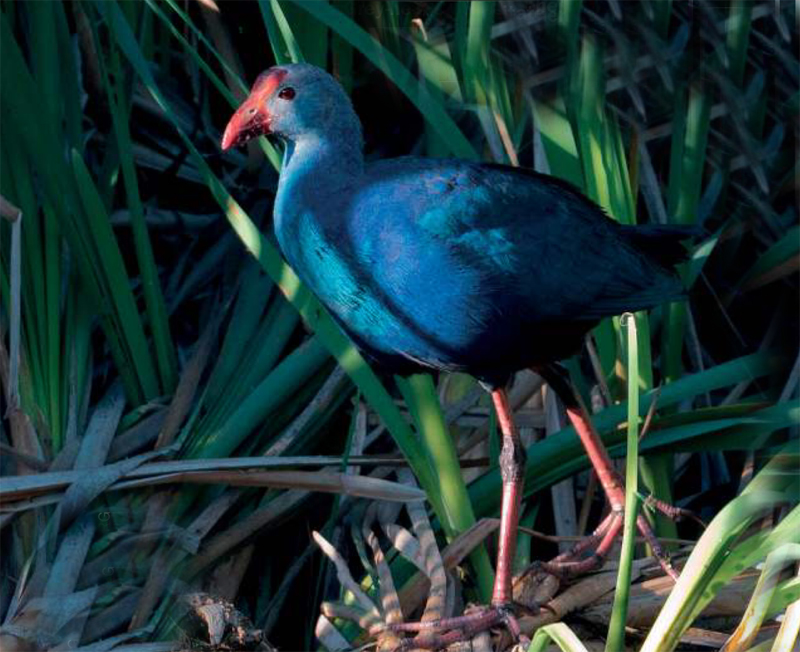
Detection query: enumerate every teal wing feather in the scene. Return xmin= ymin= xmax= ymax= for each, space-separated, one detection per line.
xmin=368 ymin=158 xmax=687 ymax=322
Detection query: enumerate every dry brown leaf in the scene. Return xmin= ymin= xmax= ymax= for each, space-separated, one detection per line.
xmin=582 ymin=570 xmax=759 ymax=628
xmin=156 ymin=307 xmax=223 ymax=449
xmin=0 ymin=457 xmax=425 ymax=505
xmin=116 ymin=469 xmax=427 ymax=502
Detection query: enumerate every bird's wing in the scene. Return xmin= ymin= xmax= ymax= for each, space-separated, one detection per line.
xmin=359 ymin=158 xmax=684 ymax=322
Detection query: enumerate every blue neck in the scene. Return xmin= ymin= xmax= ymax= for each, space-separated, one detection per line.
xmin=274 ymin=131 xmax=363 ymax=238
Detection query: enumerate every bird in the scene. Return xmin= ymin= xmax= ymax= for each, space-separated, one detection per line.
xmin=222 ymin=63 xmax=693 ymax=649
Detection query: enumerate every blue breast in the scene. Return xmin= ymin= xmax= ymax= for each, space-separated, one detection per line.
xmin=277 ymin=184 xmax=493 ymax=372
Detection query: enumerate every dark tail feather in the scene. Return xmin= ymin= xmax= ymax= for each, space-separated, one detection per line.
xmin=620 ymin=224 xmax=700 ymax=269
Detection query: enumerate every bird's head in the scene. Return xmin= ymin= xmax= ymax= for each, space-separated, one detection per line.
xmin=221 ymin=63 xmax=360 ymax=151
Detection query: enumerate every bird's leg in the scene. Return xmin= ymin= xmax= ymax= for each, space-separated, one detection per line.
xmin=388 ymin=389 xmax=528 ymax=650
xmin=491 ymin=388 xmax=527 ymax=607
xmin=534 ymin=364 xmax=691 ymax=580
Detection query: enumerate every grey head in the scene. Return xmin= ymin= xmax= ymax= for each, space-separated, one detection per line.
xmin=221 ymin=63 xmax=362 ymax=151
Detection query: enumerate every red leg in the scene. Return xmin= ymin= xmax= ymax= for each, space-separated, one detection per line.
xmin=386 ymin=388 xmax=529 ymax=650
xmin=490 ymin=389 xmax=527 ymax=607
xmin=564 ymin=404 xmax=625 ymax=511
xmin=533 ymin=364 xmax=687 ymax=580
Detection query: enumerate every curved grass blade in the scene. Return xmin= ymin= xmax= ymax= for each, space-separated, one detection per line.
xmin=720 ymin=543 xmax=800 ymax=652
xmin=528 ymin=622 xmax=591 ymax=652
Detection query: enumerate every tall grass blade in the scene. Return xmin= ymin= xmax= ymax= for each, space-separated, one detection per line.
xmin=104 ymin=43 xmax=178 ymax=394
xmin=70 ymin=150 xmax=160 ymax=401
xmin=463 ymin=1 xmax=495 ymax=104
xmin=605 ymin=314 xmax=641 ymax=652
xmin=726 ymin=0 xmax=752 ymax=87
xmin=1 ymin=199 xmax=22 ymax=410
xmin=263 ymin=0 xmax=305 ymax=63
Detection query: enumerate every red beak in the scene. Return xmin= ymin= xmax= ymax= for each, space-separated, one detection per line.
xmin=221 ymin=68 xmax=288 ymax=151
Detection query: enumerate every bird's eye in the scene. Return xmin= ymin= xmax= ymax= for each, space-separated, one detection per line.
xmin=278 ymin=87 xmax=296 ymax=100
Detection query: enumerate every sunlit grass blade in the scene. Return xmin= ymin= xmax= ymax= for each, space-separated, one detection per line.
xmin=463 ymin=0 xmax=495 ymax=105
xmin=258 ymin=0 xmax=291 ymax=65
xmin=772 ymin=573 xmax=800 ymax=652
xmin=720 ymin=543 xmax=800 ymax=652
xmin=259 ymin=0 xmax=305 ymax=64
xmin=410 ymin=20 xmax=461 ymax=158
xmin=557 ymin=0 xmax=582 ymax=60
xmin=280 ymin=0 xmax=328 ymax=67
xmin=640 ymin=443 xmax=799 ymax=652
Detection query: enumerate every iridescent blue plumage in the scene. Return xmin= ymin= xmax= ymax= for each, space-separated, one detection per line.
xmin=225 ymin=64 xmax=690 ymax=387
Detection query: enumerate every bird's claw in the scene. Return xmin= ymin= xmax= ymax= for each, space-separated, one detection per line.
xmin=521 ymin=503 xmax=685 ymax=582
xmin=387 ymin=604 xmax=528 ymax=651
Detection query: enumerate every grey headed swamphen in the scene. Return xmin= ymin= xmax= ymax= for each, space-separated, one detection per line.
xmin=222 ymin=64 xmax=694 ymax=649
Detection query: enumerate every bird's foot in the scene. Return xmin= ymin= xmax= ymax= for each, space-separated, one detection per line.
xmin=541 ymin=375 xmax=702 ymax=582
xmin=519 ymin=493 xmax=701 ymax=585
xmin=643 ymin=493 xmax=706 ymax=529
xmin=387 ymin=603 xmax=529 ymax=651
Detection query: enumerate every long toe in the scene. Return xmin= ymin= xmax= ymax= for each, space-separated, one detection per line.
xmin=388 ymin=605 xmax=525 ymax=651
